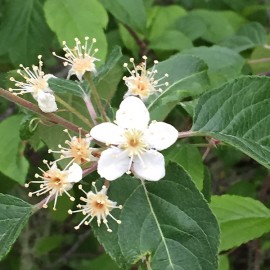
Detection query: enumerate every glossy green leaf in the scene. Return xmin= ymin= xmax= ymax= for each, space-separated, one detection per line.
xmin=99 ymin=0 xmax=146 ymax=34
xmin=0 ymin=115 xmax=29 ymax=184
xmin=210 ymin=195 xmax=270 ymax=251
xmin=164 ymin=144 xmax=204 ymax=190
xmin=0 ymin=0 xmax=53 ymax=66
xmin=92 ymin=163 xmax=220 ymax=270
xmin=182 ymin=46 xmax=245 ymax=86
xmin=192 ymin=76 xmax=270 ymax=169
xmin=44 ymin=0 xmax=108 ymax=61
xmin=147 ymin=54 xmax=209 ymax=121
xmin=0 ymin=193 xmax=32 ymax=260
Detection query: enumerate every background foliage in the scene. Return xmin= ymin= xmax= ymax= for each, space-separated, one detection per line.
xmin=1 ymin=0 xmax=270 ymax=269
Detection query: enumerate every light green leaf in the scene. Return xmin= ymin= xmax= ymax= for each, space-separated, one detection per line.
xmin=149 ymin=30 xmax=193 ymax=51
xmin=0 ymin=115 xmax=29 ymax=184
xmin=210 ymin=195 xmax=270 ymax=251
xmin=220 ymin=22 xmax=267 ymax=52
xmin=44 ymin=0 xmax=108 ymax=61
xmin=218 ymin=255 xmax=230 ymax=270
xmin=148 ymin=5 xmax=187 ymax=41
xmin=99 ymin=0 xmax=146 ymax=34
xmin=0 ymin=193 xmax=32 ymax=260
xmin=92 ymin=163 xmax=220 ymax=270
xmin=164 ymin=144 xmax=204 ymax=190
xmin=0 ymin=0 xmax=53 ymax=66
xmin=192 ymin=76 xmax=270 ymax=169
xmin=186 ymin=10 xmax=245 ymax=43
xmin=147 ymin=54 xmax=209 ymax=121
xmin=182 ymin=46 xmax=245 ymax=86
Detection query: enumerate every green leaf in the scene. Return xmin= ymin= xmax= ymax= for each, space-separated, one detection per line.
xmin=44 ymin=0 xmax=108 ymax=61
xmin=148 ymin=5 xmax=187 ymax=41
xmin=147 ymin=54 xmax=209 ymax=121
xmin=179 ymin=99 xmax=198 ymax=117
xmin=192 ymin=76 xmax=270 ymax=169
xmin=0 ymin=193 xmax=32 ymax=260
xmin=0 ymin=115 xmax=29 ymax=184
xmin=48 ymin=78 xmax=85 ymax=96
xmin=220 ymin=22 xmax=267 ymax=52
xmin=164 ymin=144 xmax=204 ymax=190
xmin=92 ymin=163 xmax=220 ymax=270
xmin=149 ymin=30 xmax=193 ymax=51
xmin=218 ymin=255 xmax=230 ymax=270
xmin=99 ymin=0 xmax=146 ymax=34
xmin=0 ymin=0 xmax=54 ymax=66
xmin=182 ymin=46 xmax=245 ymax=87
xmin=19 ymin=114 xmax=39 ymax=140
xmin=210 ymin=195 xmax=270 ymax=251
xmin=95 ymin=46 xmax=123 ymax=101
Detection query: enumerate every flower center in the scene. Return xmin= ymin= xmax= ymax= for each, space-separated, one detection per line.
xmin=122 ymin=129 xmax=148 ymax=156
xmin=45 ymin=170 xmax=68 ymax=191
xmin=31 ymin=78 xmax=48 ymax=92
xmin=70 ymin=138 xmax=92 ymax=164
xmin=73 ymin=56 xmax=93 ymax=72
xmin=132 ymin=77 xmax=151 ymax=96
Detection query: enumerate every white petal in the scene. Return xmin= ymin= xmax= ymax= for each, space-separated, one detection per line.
xmin=90 ymin=123 xmax=124 ymax=145
xmin=67 ymin=163 xmax=83 ymax=183
xmin=36 ymin=91 xmax=58 ymax=113
xmin=145 ymin=121 xmax=178 ymax=151
xmin=115 ymin=96 xmax=150 ymax=129
xmin=133 ymin=150 xmax=165 ymax=181
xmin=97 ymin=148 xmax=130 ymax=181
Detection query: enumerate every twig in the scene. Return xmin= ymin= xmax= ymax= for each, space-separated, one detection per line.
xmin=82 ymin=162 xmax=98 ymax=177
xmin=178 ymin=131 xmax=198 ymax=139
xmin=124 ymin=24 xmax=148 ymax=56
xmin=0 ymin=88 xmax=88 ymax=135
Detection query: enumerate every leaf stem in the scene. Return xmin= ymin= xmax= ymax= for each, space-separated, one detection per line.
xmin=178 ymin=131 xmax=199 ymax=139
xmin=84 ymin=72 xmax=108 ymax=122
xmin=55 ymin=95 xmax=93 ymax=127
xmin=0 ymin=88 xmax=88 ymax=135
xmin=248 ymin=57 xmax=270 ymax=64
xmin=82 ymin=92 xmax=98 ymax=125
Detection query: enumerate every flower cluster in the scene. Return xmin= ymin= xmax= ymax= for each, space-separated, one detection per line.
xmin=17 ymin=37 xmax=179 ymax=232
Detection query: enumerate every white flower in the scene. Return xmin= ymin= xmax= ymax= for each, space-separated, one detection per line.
xmin=9 ymin=55 xmax=58 ymax=113
xmin=123 ymin=56 xmax=169 ymax=100
xmin=25 ymin=160 xmax=82 ymax=210
xmin=90 ymin=96 xmax=178 ymax=181
xmin=53 ymin=37 xmax=99 ymax=81
xmin=68 ymin=182 xmax=122 ymax=232
xmin=48 ymin=128 xmax=98 ymax=165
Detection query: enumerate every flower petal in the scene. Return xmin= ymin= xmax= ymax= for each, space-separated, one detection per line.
xmin=145 ymin=121 xmax=178 ymax=151
xmin=90 ymin=123 xmax=124 ymax=145
xmin=116 ymin=96 xmax=149 ymax=129
xmin=67 ymin=163 xmax=83 ymax=183
xmin=36 ymin=91 xmax=58 ymax=113
xmin=133 ymin=150 xmax=165 ymax=181
xmin=97 ymin=148 xmax=130 ymax=180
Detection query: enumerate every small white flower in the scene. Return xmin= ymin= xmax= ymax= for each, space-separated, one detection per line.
xmin=90 ymin=96 xmax=178 ymax=181
xmin=25 ymin=160 xmax=82 ymax=210
xmin=123 ymin=56 xmax=169 ymax=100
xmin=48 ymin=128 xmax=98 ymax=165
xmin=9 ymin=55 xmax=58 ymax=113
xmin=68 ymin=182 xmax=122 ymax=232
xmin=53 ymin=37 xmax=99 ymax=81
